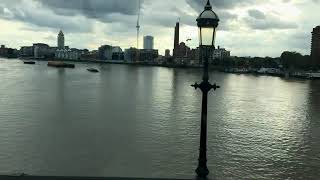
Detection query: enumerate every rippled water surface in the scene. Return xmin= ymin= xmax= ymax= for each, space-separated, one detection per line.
xmin=0 ymin=59 xmax=320 ymax=179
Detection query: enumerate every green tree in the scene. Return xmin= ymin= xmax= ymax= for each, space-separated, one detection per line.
xmin=280 ymin=51 xmax=304 ymax=69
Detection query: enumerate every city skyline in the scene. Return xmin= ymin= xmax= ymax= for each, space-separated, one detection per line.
xmin=0 ymin=0 xmax=320 ymax=57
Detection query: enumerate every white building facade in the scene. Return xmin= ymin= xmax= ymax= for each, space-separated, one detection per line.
xmin=213 ymin=46 xmax=231 ymax=60
xmin=55 ymin=49 xmax=81 ymax=60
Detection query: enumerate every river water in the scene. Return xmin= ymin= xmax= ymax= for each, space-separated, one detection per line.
xmin=0 ymin=58 xmax=319 ymax=179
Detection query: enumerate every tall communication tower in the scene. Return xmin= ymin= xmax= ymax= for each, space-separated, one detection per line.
xmin=136 ymin=0 xmax=141 ymax=49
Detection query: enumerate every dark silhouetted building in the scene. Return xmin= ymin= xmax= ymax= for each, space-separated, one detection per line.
xmin=20 ymin=46 xmax=33 ymax=57
xmin=173 ymin=22 xmax=180 ymax=57
xmin=33 ymin=43 xmax=50 ymax=59
xmin=98 ymin=45 xmax=113 ymax=60
xmin=124 ymin=48 xmax=139 ymax=62
xmin=81 ymin=50 xmax=98 ymax=60
xmin=173 ymin=42 xmax=192 ymax=64
xmin=177 ymin=42 xmax=190 ymax=58
xmin=172 ymin=21 xmax=201 ymax=65
xmin=112 ymin=52 xmax=124 ymax=61
xmin=0 ymin=45 xmax=9 ymax=57
xmin=112 ymin=46 xmax=124 ymax=61
xmin=311 ymin=26 xmax=320 ymax=67
xmin=165 ymin=49 xmax=170 ymax=57
xmin=0 ymin=45 xmax=18 ymax=58
xmin=139 ymin=49 xmax=158 ymax=62
xmin=189 ymin=48 xmax=200 ymax=65
xmin=0 ymin=45 xmax=7 ymax=57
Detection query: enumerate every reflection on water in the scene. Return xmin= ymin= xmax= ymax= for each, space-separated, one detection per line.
xmin=0 ymin=59 xmax=319 ymax=179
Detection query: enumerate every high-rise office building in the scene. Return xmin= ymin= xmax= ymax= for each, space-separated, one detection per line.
xmin=143 ymin=36 xmax=154 ymax=50
xmin=311 ymin=26 xmax=320 ymax=67
xmin=57 ymin=30 xmax=65 ymax=49
xmin=173 ymin=22 xmax=180 ymax=57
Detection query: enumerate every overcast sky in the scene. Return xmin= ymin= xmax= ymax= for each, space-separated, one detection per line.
xmin=0 ymin=0 xmax=319 ymax=57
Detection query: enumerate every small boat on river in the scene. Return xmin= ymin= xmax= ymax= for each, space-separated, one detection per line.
xmin=23 ymin=61 xmax=36 ymax=65
xmin=87 ymin=68 xmax=99 ymax=73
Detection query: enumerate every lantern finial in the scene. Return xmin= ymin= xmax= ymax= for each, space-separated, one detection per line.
xmin=205 ymin=0 xmax=212 ymax=10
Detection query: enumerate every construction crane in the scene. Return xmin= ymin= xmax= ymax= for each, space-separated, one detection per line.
xmin=136 ymin=0 xmax=141 ymax=49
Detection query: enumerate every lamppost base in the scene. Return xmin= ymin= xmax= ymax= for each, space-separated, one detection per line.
xmin=196 ymin=165 xmax=209 ymax=177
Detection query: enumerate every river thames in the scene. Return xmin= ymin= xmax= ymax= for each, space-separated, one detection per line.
xmin=0 ymin=58 xmax=319 ymax=179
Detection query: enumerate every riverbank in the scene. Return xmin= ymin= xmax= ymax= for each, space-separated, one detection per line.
xmin=4 ymin=57 xmax=320 ymax=80
xmin=19 ymin=57 xmax=202 ymax=69
xmin=224 ymin=68 xmax=320 ymax=80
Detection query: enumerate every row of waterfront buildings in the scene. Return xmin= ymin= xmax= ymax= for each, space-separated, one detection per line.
xmin=171 ymin=21 xmax=231 ymax=65
xmin=1 ymin=24 xmax=319 ymax=67
xmin=0 ymin=20 xmax=232 ymax=65
xmin=19 ymin=31 xmax=88 ymax=60
xmin=4 ymin=30 xmax=162 ymax=63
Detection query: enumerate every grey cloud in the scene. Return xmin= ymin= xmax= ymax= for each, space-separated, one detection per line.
xmin=182 ymin=8 xmax=238 ymax=25
xmin=186 ymin=0 xmax=255 ymax=10
xmin=6 ymin=9 xmax=91 ymax=33
xmin=275 ymin=31 xmax=311 ymax=54
xmin=0 ymin=0 xmax=141 ymax=33
xmin=290 ymin=32 xmax=311 ymax=50
xmin=38 ymin=0 xmax=140 ymax=19
xmin=0 ymin=1 xmax=92 ymax=33
xmin=0 ymin=0 xmax=239 ymax=33
xmin=184 ymin=0 xmax=239 ymax=31
xmin=44 ymin=35 xmax=56 ymax=41
xmin=245 ymin=18 xmax=298 ymax=30
xmin=244 ymin=10 xmax=298 ymax=30
xmin=141 ymin=4 xmax=237 ymax=31
xmin=248 ymin=9 xmax=266 ymax=19
xmin=37 ymin=0 xmax=142 ymax=32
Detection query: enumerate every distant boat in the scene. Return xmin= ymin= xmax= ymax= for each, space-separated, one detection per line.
xmin=23 ymin=61 xmax=36 ymax=64
xmin=87 ymin=68 xmax=99 ymax=73
xmin=47 ymin=61 xmax=75 ymax=68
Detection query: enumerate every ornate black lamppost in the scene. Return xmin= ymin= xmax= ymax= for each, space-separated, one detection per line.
xmin=192 ymin=0 xmax=220 ymax=177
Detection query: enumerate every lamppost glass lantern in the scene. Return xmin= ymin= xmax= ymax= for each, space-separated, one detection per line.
xmin=197 ymin=0 xmax=219 ymax=47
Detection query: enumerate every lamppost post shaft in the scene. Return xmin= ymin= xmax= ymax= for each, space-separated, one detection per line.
xmin=195 ymin=47 xmax=210 ymax=177
xmin=192 ymin=47 xmax=219 ymax=177
xmin=203 ymin=48 xmax=209 ymax=83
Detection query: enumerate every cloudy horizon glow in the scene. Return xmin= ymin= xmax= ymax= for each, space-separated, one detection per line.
xmin=0 ymin=0 xmax=319 ymax=57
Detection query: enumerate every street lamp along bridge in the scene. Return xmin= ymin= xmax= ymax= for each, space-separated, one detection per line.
xmin=192 ymin=0 xmax=220 ymax=178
